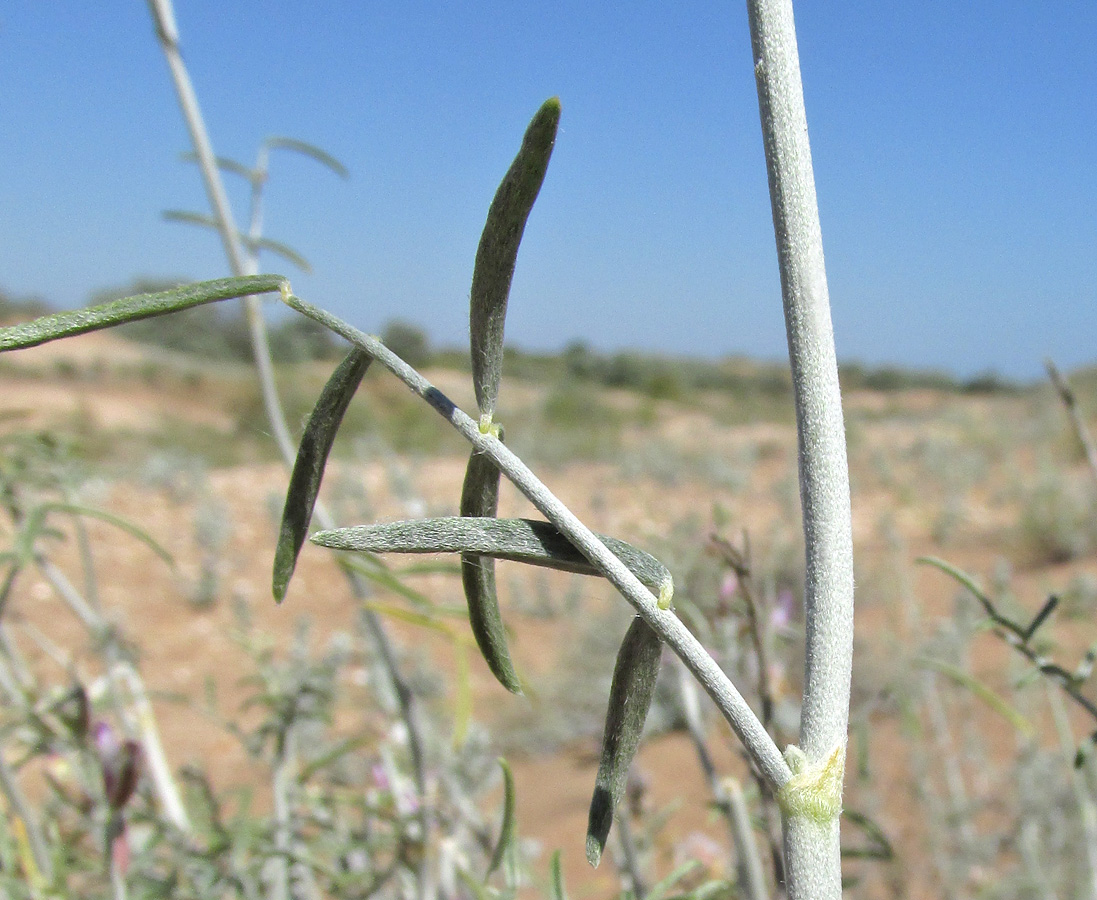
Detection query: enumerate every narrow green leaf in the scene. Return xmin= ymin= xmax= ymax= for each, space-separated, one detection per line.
xmin=646 ymin=860 xmax=702 ymax=900
xmin=549 ymin=851 xmax=567 ymax=900
xmin=916 ymin=655 xmax=1035 ymax=736
xmin=297 ymin=735 xmax=372 ymax=783
xmin=486 ymin=758 xmax=517 ymax=878
xmin=359 ymin=600 xmax=464 ymax=638
xmin=335 ymin=555 xmax=437 ymax=611
xmin=178 ymin=151 xmax=255 ymax=181
xmin=470 ymin=97 xmax=561 ymax=422
xmin=247 ymin=236 xmax=313 ymax=273
xmin=456 ymin=869 xmax=493 ymax=900
xmin=264 ymin=136 xmax=350 ymax=179
xmin=0 ymin=276 xmax=286 ymax=352
xmin=460 ymin=445 xmax=521 ymax=693
xmin=312 ymin=517 xmax=673 ymax=601
xmin=916 ymin=556 xmax=992 ymax=606
xmin=840 ymin=808 xmax=894 ymax=861
xmin=163 ymin=209 xmax=222 ymax=230
xmin=40 ymin=502 xmax=174 ymax=567
xmin=273 ymin=348 xmax=371 ymax=602
xmin=586 ymin=616 xmax=663 ymax=868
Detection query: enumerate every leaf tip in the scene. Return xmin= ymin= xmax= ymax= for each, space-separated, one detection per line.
xmin=270 ymin=559 xmax=289 ymax=601
xmin=585 ymin=834 xmax=603 ymax=869
xmin=585 ymin=784 xmax=612 ymax=868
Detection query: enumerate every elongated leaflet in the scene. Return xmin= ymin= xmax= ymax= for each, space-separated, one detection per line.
xmin=0 ymin=276 xmax=286 ymax=351
xmin=470 ymin=97 xmax=560 ymax=423
xmin=485 ymin=757 xmax=517 ymax=878
xmin=273 ymin=348 xmax=371 ymax=602
xmin=549 ymin=850 xmax=568 ymax=900
xmin=586 ymin=615 xmax=663 ymax=868
xmin=460 ymin=443 xmax=522 ymax=693
xmin=312 ymin=517 xmax=673 ymax=605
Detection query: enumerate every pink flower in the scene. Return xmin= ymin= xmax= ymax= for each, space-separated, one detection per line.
xmin=93 ymin=722 xmax=141 ymax=811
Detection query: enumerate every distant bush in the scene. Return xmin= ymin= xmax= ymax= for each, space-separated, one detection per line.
xmin=0 ymin=287 xmax=52 ymax=321
xmin=961 ymin=370 xmax=1020 ymax=395
xmin=1017 ymin=473 xmax=1097 ymax=564
xmin=266 ymin=314 xmax=341 ymax=361
xmin=839 ymin=361 xmax=960 ymax=393
xmin=90 ymin=279 xmax=339 ymax=362
xmin=381 ymin=320 xmax=431 ymax=369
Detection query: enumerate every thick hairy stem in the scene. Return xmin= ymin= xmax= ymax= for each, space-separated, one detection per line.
xmin=747 ymin=0 xmax=854 ymax=896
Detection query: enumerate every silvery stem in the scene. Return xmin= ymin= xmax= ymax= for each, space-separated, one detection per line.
xmin=746 ymin=0 xmax=854 ymax=896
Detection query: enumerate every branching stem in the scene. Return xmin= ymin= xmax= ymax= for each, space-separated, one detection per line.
xmin=281 ymin=292 xmax=791 ymax=789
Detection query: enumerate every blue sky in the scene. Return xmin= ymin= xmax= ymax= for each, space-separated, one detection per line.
xmin=2 ymin=3 xmax=1094 ymax=378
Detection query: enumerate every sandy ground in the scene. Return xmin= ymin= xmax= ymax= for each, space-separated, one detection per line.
xmin=2 ymin=336 xmax=1095 ymax=898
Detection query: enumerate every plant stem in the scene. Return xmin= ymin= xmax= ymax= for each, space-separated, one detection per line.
xmin=36 ymin=556 xmax=193 ymax=832
xmin=282 ymin=292 xmax=792 ymax=789
xmin=728 ymin=778 xmax=771 ymax=900
xmin=1047 ymin=685 xmax=1097 ymax=900
xmin=145 ymin=7 xmax=432 ymax=888
xmin=0 ymin=753 xmax=53 ymax=884
xmin=677 ymin=665 xmax=769 ymax=900
xmin=1046 ymin=359 xmax=1097 ymax=489
xmin=746 ymin=0 xmax=854 ymax=896
xmin=614 ymin=804 xmax=648 ymax=899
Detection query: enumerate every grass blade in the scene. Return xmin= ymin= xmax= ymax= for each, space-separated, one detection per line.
xmin=470 ymin=97 xmax=561 ymax=423
xmin=586 ymin=615 xmax=663 ymax=867
xmin=41 ymin=502 xmax=173 ymax=567
xmin=273 ymin=348 xmax=371 ymax=602
xmin=0 ymin=276 xmax=286 ymax=351
xmin=461 ymin=445 xmax=521 ymax=694
xmin=646 ymin=860 xmax=702 ymax=900
xmin=486 ymin=757 xmax=517 ymax=878
xmin=916 ymin=655 xmax=1035 ymax=736
xmin=312 ymin=517 xmax=673 ymax=603
xmin=549 ymin=850 xmax=567 ymax=900
xmin=335 ymin=554 xmax=437 ymax=611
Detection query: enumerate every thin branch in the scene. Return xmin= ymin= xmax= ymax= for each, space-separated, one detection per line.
xmin=706 ymin=532 xmax=785 ymax=883
xmin=1046 ymin=359 xmax=1097 ymax=489
xmin=677 ymin=664 xmax=770 ymax=900
xmin=709 ymin=533 xmax=776 ymax=734
xmin=1047 ymin=685 xmax=1097 ymax=900
xmin=144 ymin=5 xmax=433 ymax=881
xmin=0 ymin=752 xmax=53 ymax=884
xmin=920 ymin=557 xmax=1097 ymax=730
xmin=282 ymin=291 xmax=791 ymax=789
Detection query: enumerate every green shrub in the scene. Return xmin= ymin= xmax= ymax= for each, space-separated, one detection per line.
xmin=1017 ymin=474 xmax=1097 ymax=564
xmin=380 ymin=320 xmax=431 ymax=370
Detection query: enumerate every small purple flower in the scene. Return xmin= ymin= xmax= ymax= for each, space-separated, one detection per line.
xmin=771 ymin=588 xmax=795 ymax=632
xmin=93 ymin=722 xmax=141 ymax=811
xmin=371 ymin=763 xmax=390 ymax=792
